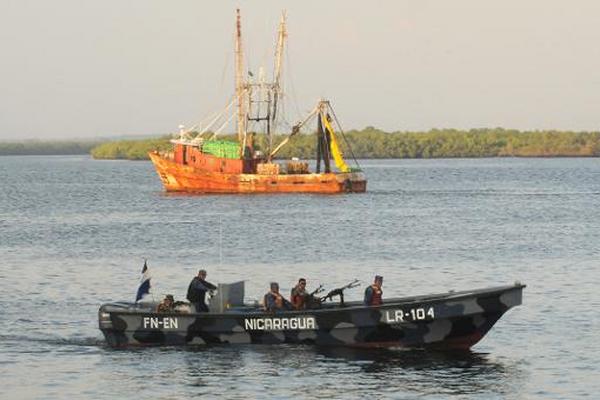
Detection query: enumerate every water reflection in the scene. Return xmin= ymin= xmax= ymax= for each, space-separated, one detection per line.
xmin=322 ymin=347 xmax=524 ymax=396
xmin=172 ymin=345 xmax=526 ymax=398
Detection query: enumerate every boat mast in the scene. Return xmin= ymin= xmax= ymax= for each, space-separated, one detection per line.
xmin=317 ymin=100 xmax=331 ymax=173
xmin=271 ymin=12 xmax=287 ymax=136
xmin=235 ymin=9 xmax=247 ymax=156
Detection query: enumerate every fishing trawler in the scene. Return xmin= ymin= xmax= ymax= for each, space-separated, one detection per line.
xmin=149 ymin=10 xmax=366 ymax=194
xmin=99 ymin=281 xmax=525 ymax=349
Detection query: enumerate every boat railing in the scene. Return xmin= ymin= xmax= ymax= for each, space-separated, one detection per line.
xmin=157 ymin=150 xmax=175 ymax=161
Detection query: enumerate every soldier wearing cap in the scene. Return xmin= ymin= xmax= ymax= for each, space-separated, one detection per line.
xmin=264 ymin=282 xmax=292 ymax=312
xmin=156 ymin=294 xmax=175 ymax=313
xmin=364 ymin=275 xmax=383 ymax=306
xmin=186 ymin=269 xmax=217 ymax=312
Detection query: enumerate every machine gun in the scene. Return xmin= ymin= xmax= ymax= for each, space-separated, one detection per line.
xmin=304 ymin=284 xmax=325 ymax=309
xmin=309 ymin=284 xmax=325 ymax=297
xmin=320 ymin=279 xmax=361 ymax=307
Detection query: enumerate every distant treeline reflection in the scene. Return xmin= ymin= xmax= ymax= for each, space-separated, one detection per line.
xmin=89 ymin=128 xmax=600 ymax=160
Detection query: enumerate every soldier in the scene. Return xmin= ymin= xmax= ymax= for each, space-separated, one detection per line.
xmin=264 ymin=282 xmax=292 ymax=312
xmin=156 ymin=294 xmax=175 ymax=313
xmin=186 ymin=269 xmax=217 ymax=312
xmin=290 ymin=278 xmax=308 ymax=310
xmin=364 ymin=275 xmax=383 ymax=306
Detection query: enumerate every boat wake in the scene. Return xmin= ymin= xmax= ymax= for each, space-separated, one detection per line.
xmin=0 ymin=333 xmax=104 ymax=349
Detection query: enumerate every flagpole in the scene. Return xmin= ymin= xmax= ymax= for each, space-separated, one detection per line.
xmin=135 ymin=259 xmax=152 ymax=304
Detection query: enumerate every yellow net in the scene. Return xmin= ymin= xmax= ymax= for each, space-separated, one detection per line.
xmin=321 ymin=114 xmax=350 ymax=173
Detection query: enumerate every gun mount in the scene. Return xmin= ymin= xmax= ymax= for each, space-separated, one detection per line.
xmin=320 ymin=279 xmax=361 ymax=307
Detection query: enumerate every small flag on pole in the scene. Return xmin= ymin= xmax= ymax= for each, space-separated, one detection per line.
xmin=135 ymin=260 xmax=151 ymax=303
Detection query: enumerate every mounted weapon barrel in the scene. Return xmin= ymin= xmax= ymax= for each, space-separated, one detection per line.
xmin=320 ymin=279 xmax=361 ymax=307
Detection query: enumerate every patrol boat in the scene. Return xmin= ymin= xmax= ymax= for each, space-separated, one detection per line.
xmin=98 ymin=282 xmax=525 ymax=349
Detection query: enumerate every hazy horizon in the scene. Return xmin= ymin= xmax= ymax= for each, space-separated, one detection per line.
xmin=2 ymin=0 xmax=600 ymax=140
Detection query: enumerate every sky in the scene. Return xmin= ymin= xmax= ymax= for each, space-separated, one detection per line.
xmin=1 ymin=0 xmax=600 ymax=140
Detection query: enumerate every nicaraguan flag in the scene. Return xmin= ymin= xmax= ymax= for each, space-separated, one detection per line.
xmin=135 ymin=260 xmax=151 ymax=303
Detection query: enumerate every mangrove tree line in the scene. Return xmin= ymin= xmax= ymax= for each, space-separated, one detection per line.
xmin=90 ymin=128 xmax=600 ymax=160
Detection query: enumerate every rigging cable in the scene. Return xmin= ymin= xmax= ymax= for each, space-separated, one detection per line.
xmin=197 ymin=93 xmax=240 ymax=137
xmin=284 ymin=45 xmax=303 ymax=123
xmin=209 ymin=111 xmax=237 ymax=140
xmin=217 ymin=50 xmax=231 ymax=102
xmin=327 ymin=103 xmax=361 ymax=170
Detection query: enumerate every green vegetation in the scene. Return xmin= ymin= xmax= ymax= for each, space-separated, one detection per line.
xmin=89 ymin=128 xmax=600 ymax=160
xmin=3 ymin=129 xmax=599 ymax=159
xmin=0 ymin=140 xmax=100 ymax=156
xmin=90 ymin=136 xmax=172 ymax=160
xmin=274 ymin=128 xmax=600 ymax=159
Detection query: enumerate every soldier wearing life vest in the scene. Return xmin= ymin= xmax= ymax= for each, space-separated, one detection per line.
xmin=264 ymin=282 xmax=292 ymax=312
xmin=364 ymin=275 xmax=383 ymax=306
xmin=290 ymin=278 xmax=308 ymax=310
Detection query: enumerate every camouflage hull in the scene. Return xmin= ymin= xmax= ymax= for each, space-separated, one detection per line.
xmin=99 ymin=284 xmax=524 ymax=349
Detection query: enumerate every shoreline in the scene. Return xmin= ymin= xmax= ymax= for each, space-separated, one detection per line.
xmin=2 ymin=128 xmax=599 ymax=159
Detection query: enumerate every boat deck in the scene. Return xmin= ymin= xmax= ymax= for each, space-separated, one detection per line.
xmin=102 ymin=284 xmax=524 ymax=316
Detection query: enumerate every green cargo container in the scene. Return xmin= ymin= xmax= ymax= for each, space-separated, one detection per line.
xmin=202 ymin=140 xmax=240 ymax=159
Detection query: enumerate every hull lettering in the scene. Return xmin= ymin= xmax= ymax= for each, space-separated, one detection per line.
xmin=383 ymin=307 xmax=435 ymax=323
xmin=244 ymin=316 xmax=316 ymax=331
xmin=143 ymin=317 xmax=179 ymax=329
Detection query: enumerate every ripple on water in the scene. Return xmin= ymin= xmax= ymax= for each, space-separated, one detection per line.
xmin=1 ymin=157 xmax=600 ymax=399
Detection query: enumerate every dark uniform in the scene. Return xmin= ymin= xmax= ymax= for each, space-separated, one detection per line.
xmin=187 ymin=275 xmax=217 ymax=312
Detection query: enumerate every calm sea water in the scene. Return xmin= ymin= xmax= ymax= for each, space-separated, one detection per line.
xmin=1 ymin=156 xmax=599 ymax=399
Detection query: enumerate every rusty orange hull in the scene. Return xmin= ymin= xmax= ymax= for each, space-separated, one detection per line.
xmin=149 ymin=152 xmax=366 ymax=194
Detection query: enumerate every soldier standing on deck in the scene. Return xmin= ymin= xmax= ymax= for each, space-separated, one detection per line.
xmin=364 ymin=275 xmax=383 ymax=306
xmin=186 ymin=269 xmax=217 ymax=312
